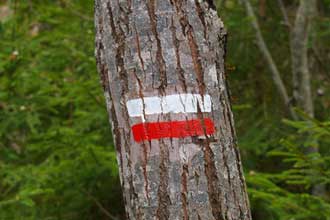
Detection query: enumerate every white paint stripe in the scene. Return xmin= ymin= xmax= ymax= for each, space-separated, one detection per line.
xmin=126 ymin=94 xmax=212 ymax=117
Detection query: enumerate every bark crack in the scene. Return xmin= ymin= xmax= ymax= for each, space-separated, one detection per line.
xmin=170 ymin=16 xmax=187 ymax=92
xmin=145 ymin=0 xmax=168 ymax=91
xmin=156 ymin=140 xmax=171 ymax=220
xmin=171 ymin=0 xmax=206 ymax=95
xmin=181 ymin=164 xmax=189 ymax=220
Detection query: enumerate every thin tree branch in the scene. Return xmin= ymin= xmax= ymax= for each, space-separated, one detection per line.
xmin=276 ymin=0 xmax=291 ymax=28
xmin=311 ymin=48 xmax=330 ymax=81
xmin=82 ymin=189 xmax=119 ymax=220
xmin=70 ymin=9 xmax=94 ymax=22
xmin=241 ymin=0 xmax=297 ymax=119
xmin=59 ymin=1 xmax=94 ymax=21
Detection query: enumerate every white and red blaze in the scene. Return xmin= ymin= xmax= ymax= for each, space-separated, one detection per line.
xmin=126 ymin=93 xmax=215 ymax=142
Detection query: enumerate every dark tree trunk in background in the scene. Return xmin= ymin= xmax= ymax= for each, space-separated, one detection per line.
xmin=95 ymin=0 xmax=251 ymax=219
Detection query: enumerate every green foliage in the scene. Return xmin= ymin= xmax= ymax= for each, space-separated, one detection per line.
xmin=247 ymin=115 xmax=330 ymax=220
xmin=0 ymin=0 xmax=124 ymax=219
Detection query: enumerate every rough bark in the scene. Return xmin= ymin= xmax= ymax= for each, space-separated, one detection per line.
xmin=95 ymin=0 xmax=251 ymax=219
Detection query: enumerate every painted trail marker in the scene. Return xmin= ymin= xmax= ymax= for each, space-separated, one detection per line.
xmin=132 ymin=118 xmax=215 ymax=142
xmin=126 ymin=93 xmax=215 ymax=142
xmin=126 ymin=94 xmax=212 ymax=117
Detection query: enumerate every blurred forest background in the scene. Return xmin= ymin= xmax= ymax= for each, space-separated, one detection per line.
xmin=0 ymin=0 xmax=330 ymax=219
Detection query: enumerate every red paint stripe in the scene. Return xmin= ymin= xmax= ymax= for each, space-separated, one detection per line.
xmin=132 ymin=118 xmax=215 ymax=142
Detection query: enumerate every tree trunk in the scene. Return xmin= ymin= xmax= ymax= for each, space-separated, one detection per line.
xmin=291 ymin=0 xmax=316 ymax=118
xmin=291 ymin=0 xmax=325 ymax=197
xmin=94 ymin=0 xmax=251 ymax=219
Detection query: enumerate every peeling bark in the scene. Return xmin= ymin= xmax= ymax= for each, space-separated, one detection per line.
xmin=95 ymin=0 xmax=251 ymax=219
